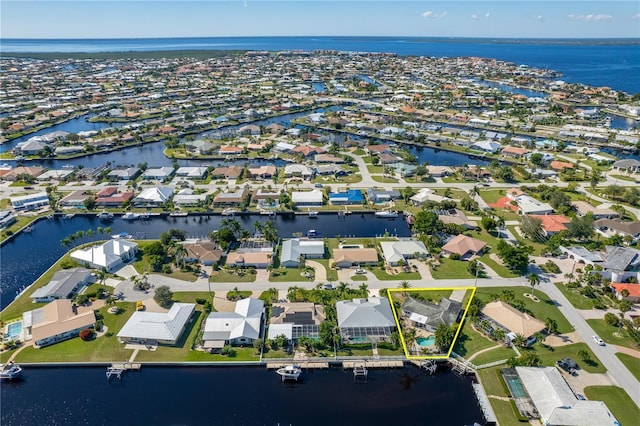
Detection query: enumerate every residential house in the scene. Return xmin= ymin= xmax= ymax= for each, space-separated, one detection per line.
xmin=315 ymin=164 xmax=346 ymax=176
xmin=95 ymin=187 xmax=135 ymax=207
xmin=610 ymin=282 xmax=640 ymax=303
xmin=549 ymin=161 xmax=574 ymax=171
xmin=22 ymin=299 xmax=96 ymax=348
xmin=185 ymin=139 xmax=216 ymax=155
xmin=107 ymin=167 xmax=140 ymax=181
xmin=280 ymin=239 xmax=325 ymax=268
xmin=70 ymin=239 xmax=138 ymax=272
xmin=482 ymin=301 xmax=546 ymax=345
xmin=30 ymin=268 xmax=92 ymax=303
xmin=427 ymin=166 xmax=453 ymax=178
xmin=365 ymin=144 xmax=392 ymax=155
xmin=210 ymin=165 xmax=244 ymax=179
xmin=291 ymin=189 xmax=323 ymax=207
xmin=267 ymin=302 xmax=326 ymax=342
xmin=437 ymin=209 xmax=478 ymax=230
xmin=612 ymin=158 xmax=640 ymax=173
xmin=175 ymin=166 xmax=208 ymax=179
xmin=329 ymin=189 xmax=364 ymax=205
xmin=515 ymin=367 xmax=617 ymax=426
xmin=336 ymin=297 xmax=396 ymax=343
xmin=181 ymin=241 xmax=224 ymax=266
xmin=501 ymin=146 xmax=528 ymax=159
xmin=595 ymin=219 xmax=640 ymax=244
xmin=598 ymin=245 xmax=640 ymax=282
xmin=314 ymin=154 xmax=344 ymax=164
xmin=410 ymin=188 xmax=448 ymax=206
xmin=292 ymin=145 xmax=325 ymax=158
xmin=133 ymin=186 xmax=174 ymax=206
xmin=379 ymin=240 xmax=429 ymax=266
xmin=284 ymin=164 xmax=313 ymax=180
xmin=212 ymin=188 xmax=249 ymax=206
xmin=366 ymin=188 xmax=401 ymax=204
xmin=237 ymin=124 xmax=261 ymax=135
xmin=441 ymin=234 xmax=486 ymax=259
xmin=142 ymin=167 xmax=175 ymax=181
xmin=401 ymin=297 xmax=462 ymax=332
xmin=558 ymin=245 xmax=603 ymax=266
xmin=471 ymin=140 xmax=502 ymax=153
xmin=251 ymin=189 xmax=281 ymax=207
xmin=218 ymin=145 xmax=244 ymax=156
xmin=10 ymin=191 xmax=50 ymax=211
xmin=2 ymin=166 xmax=45 ymax=182
xmin=247 ymin=165 xmax=276 ymax=179
xmin=0 ymin=210 xmax=17 ymax=229
xmin=58 ymin=190 xmax=92 ymax=209
xmin=202 ymin=298 xmax=264 ymax=352
xmin=225 ymin=251 xmax=272 ymax=269
xmin=510 ymin=193 xmax=554 ymax=215
xmin=571 ymin=201 xmax=618 ymax=219
xmin=117 ymin=303 xmax=196 ymax=345
xmin=332 ymin=248 xmax=379 ymax=269
xmin=173 ymin=188 xmax=208 ymax=207
xmin=529 ymin=214 xmax=570 ymax=237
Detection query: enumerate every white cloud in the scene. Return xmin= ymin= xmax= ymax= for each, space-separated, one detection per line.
xmin=485 ymin=12 xmax=490 ymax=20
xmin=568 ymin=14 xmax=613 ymax=22
xmin=534 ymin=15 xmax=544 ymax=22
xmin=632 ymin=13 xmax=640 ymax=20
xmin=422 ymin=11 xmax=447 ymax=19
xmin=471 ymin=14 xmax=478 ymax=20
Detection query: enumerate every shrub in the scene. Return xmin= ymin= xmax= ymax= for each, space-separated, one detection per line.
xmin=195 ymin=298 xmax=206 ymax=305
xmin=95 ymin=320 xmax=104 ymax=332
xmin=604 ymin=312 xmax=620 ymax=327
xmin=449 ymin=253 xmax=461 ymax=260
xmin=79 ymin=329 xmax=95 ymax=341
xmin=221 ymin=345 xmax=236 ymax=357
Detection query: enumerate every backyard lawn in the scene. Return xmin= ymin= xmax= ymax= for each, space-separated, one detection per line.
xmin=269 ymin=267 xmax=313 ymax=282
xmin=475 ymin=287 xmax=573 ymax=334
xmin=471 ymin=346 xmax=516 ymax=366
xmin=477 ymin=366 xmax=523 ymax=426
xmin=210 ymin=270 xmax=256 ymax=283
xmin=615 ymin=352 xmax=640 ymax=381
xmin=452 ymin=321 xmax=497 ymax=358
xmin=554 ymin=283 xmax=601 ymax=310
xmin=430 ymin=258 xmax=472 ymax=279
xmin=478 ymin=253 xmax=520 ymax=278
xmin=584 ymin=386 xmax=640 ymax=426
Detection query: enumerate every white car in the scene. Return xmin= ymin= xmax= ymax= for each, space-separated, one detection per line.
xmin=354 ymin=269 xmax=367 ymax=274
xmin=592 ymin=335 xmax=605 ymax=346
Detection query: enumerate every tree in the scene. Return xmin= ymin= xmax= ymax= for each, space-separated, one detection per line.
xmin=252 ymin=338 xmax=263 ymax=354
xmin=496 ymin=240 xmax=531 ymax=273
xmin=520 ymin=215 xmax=544 ymax=241
xmin=545 ymin=317 xmax=558 ymax=335
xmin=527 ymin=272 xmax=540 ymax=296
xmin=467 ymin=259 xmax=483 ymax=277
xmin=578 ymin=349 xmax=592 ymax=363
xmin=529 ymin=153 xmax=544 ymax=167
xmin=567 ymin=213 xmax=594 ymax=240
xmin=401 ymin=186 xmax=414 ymax=203
xmin=359 ymin=283 xmax=369 ymax=298
xmin=412 ymin=210 xmax=442 ymax=235
xmin=96 ymin=269 xmax=106 ymax=292
xmin=495 ymin=166 xmax=514 ymax=182
xmin=154 ymin=285 xmax=173 ymax=308
xmin=434 ymin=323 xmax=456 ymax=352
xmin=399 ymin=280 xmax=411 ymax=296
xmin=512 ymin=333 xmax=526 ymax=347
xmin=481 ymin=216 xmax=497 ymax=233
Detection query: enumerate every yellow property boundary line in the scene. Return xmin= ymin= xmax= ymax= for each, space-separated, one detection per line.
xmin=387 ymin=286 xmax=477 ymax=360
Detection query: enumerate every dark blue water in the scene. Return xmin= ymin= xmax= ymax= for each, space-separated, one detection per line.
xmin=1 ymin=366 xmax=483 ymax=426
xmin=409 ymin=146 xmax=489 ymax=167
xmin=0 ymin=214 xmax=410 ymax=310
xmin=3 ymin=37 xmax=639 ymax=93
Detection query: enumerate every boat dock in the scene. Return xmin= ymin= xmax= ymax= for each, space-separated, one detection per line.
xmin=472 ymin=383 xmax=497 ymax=425
xmin=342 ymin=360 xmax=403 ymax=369
xmin=106 ymin=362 xmax=141 ymax=380
xmin=266 ymin=362 xmax=329 ymax=370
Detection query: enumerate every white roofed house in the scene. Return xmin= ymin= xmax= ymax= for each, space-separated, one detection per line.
xmin=107 ymin=167 xmax=140 ymax=181
xmin=173 ymin=188 xmax=208 ymax=207
xmin=336 ymin=297 xmax=396 ymax=343
xmin=30 ymin=267 xmax=92 ymax=303
xmin=142 ymin=166 xmax=175 ymax=181
xmin=175 ymin=166 xmax=208 ymax=179
xmin=202 ymin=298 xmax=264 ymax=352
xmin=379 ymin=240 xmax=429 ymax=266
xmin=284 ymin=164 xmax=314 ymax=180
xmin=471 ymin=140 xmax=502 ymax=154
xmin=291 ymin=189 xmax=323 ymax=207
xmin=117 ymin=303 xmax=196 ymax=345
xmin=10 ymin=191 xmax=50 ymax=211
xmin=133 ymin=186 xmax=174 ymax=207
xmin=280 ymin=238 xmax=325 ymax=268
xmin=70 ymin=239 xmax=138 ymax=272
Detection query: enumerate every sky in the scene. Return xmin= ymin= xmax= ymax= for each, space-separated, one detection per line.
xmin=1 ymin=0 xmax=639 ymax=39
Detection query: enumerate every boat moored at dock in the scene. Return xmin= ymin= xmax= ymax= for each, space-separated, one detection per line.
xmin=0 ymin=362 xmax=23 ymax=380
xmin=97 ymin=211 xmax=114 ymax=220
xmin=276 ymin=364 xmax=302 ymax=381
xmin=375 ymin=210 xmax=399 ymax=218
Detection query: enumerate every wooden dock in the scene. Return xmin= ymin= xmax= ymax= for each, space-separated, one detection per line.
xmin=266 ymin=362 xmax=329 ymax=370
xmin=342 ymin=360 xmax=404 ymax=369
xmin=110 ymin=362 xmax=142 ymax=371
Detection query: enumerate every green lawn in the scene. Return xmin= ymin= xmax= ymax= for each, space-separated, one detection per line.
xmin=371 ymin=176 xmax=399 ymax=183
xmin=584 ymin=386 xmax=640 ymax=426
xmin=475 ymin=287 xmax=573 ymax=334
xmin=452 ymin=321 xmax=498 ymax=358
xmin=350 ymin=275 xmax=367 ymax=281
xmin=479 ymin=253 xmax=520 ymax=278
xmin=269 ymin=268 xmax=313 ymax=282
xmin=430 ymin=258 xmax=472 ymax=279
xmin=587 ymin=319 xmax=639 ymax=350
xmin=11 ymin=302 xmax=136 ymax=363
xmin=506 ymin=225 xmax=547 ymax=256
xmin=210 ymin=270 xmax=257 ymax=283
xmin=313 ymin=259 xmax=338 ymax=281
xmin=183 ymin=347 xmax=260 ymax=362
xmin=172 ymin=292 xmax=215 ymax=306
xmin=615 ymin=352 xmax=640 ymax=381
xmin=368 ymin=267 xmax=421 ymax=281
xmin=554 ymin=283 xmax=600 ymax=310
xmin=477 ymin=367 xmax=523 ymax=426
xmin=377 ymin=347 xmax=405 ymax=356
xmin=479 ymin=189 xmax=507 ymax=204
xmin=532 ymin=342 xmax=606 ymax=373
xmin=471 ymin=346 xmax=516 ymax=366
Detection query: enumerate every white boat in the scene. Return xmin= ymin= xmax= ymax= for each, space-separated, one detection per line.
xmin=122 ymin=212 xmax=137 ymax=221
xmin=221 ymin=208 xmax=237 ymax=216
xmin=0 ymin=362 xmax=22 ymax=380
xmin=23 ymin=224 xmax=34 ymax=233
xmin=375 ymin=210 xmax=399 ymax=218
xmin=276 ymin=364 xmax=301 ymax=381
xmin=306 ymin=229 xmax=320 ymax=237
xmin=112 ymin=232 xmax=133 ymax=239
xmin=308 ymin=210 xmax=319 ymax=217
xmin=63 ymin=213 xmax=75 ymax=219
xmin=136 ymin=213 xmax=150 ymax=220
xmin=97 ymin=211 xmax=114 ymax=220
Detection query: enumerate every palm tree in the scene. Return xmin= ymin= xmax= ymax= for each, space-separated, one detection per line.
xmin=359 ymin=283 xmax=369 ymax=298
xmin=528 ymin=272 xmax=540 ymax=296
xmin=403 ymin=328 xmax=417 ymax=354
xmin=533 ymin=331 xmax=545 ymax=347
xmin=96 ymin=269 xmax=106 ymax=292
xmin=493 ymin=328 xmax=506 ymax=345
xmin=512 ymin=333 xmax=526 ymax=347
xmin=399 ymin=280 xmax=411 ymax=296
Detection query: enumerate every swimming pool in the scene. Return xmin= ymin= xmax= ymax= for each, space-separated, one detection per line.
xmin=506 ymin=377 xmax=527 ymax=398
xmin=6 ymin=321 xmax=23 ymax=340
xmin=417 ymin=336 xmax=435 ymax=347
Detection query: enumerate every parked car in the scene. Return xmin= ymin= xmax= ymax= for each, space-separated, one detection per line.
xmin=556 ymin=357 xmax=578 ymax=375
xmin=314 ymin=183 xmax=323 ymax=188
xmin=354 ymin=269 xmax=366 ymax=274
xmin=322 ymin=283 xmax=335 ymax=290
xmin=593 ymin=335 xmax=605 ymax=346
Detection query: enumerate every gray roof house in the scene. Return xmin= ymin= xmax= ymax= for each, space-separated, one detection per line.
xmin=30 ymin=268 xmax=93 ymax=303
xmin=336 ymin=297 xmax=396 ymax=342
xmin=401 ymin=297 xmax=462 ymax=332
xmin=202 ymin=298 xmax=264 ymax=352
xmin=117 ymin=303 xmax=195 ymax=345
xmin=107 ymin=167 xmax=140 ymax=181
xmin=366 ymin=188 xmax=401 ymax=204
xmin=142 ymin=167 xmax=175 ymax=181
xmin=280 ymin=239 xmax=325 ymax=268
xmin=379 ymin=240 xmax=429 ymax=266
xmin=267 ymin=302 xmax=325 ymax=341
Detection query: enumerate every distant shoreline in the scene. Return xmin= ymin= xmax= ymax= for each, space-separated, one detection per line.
xmin=0 ymin=50 xmax=248 ymax=60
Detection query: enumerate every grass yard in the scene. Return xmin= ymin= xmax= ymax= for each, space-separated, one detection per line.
xmin=183 ymin=347 xmax=260 ymax=362
xmin=134 ymin=310 xmax=206 ymax=362
xmin=615 ymin=352 xmax=640 ymax=381
xmin=430 ymin=258 xmax=472 ymax=279
xmin=554 ymin=283 xmax=600 ymax=310
xmin=506 ymin=225 xmax=546 ymax=256
xmin=350 ymin=275 xmax=367 ymax=281
xmin=172 ymin=291 xmax=215 ymax=306
xmin=584 ymin=386 xmax=640 ymax=426
xmin=478 ymin=253 xmax=520 ymax=278
xmin=587 ymin=319 xmax=639 ymax=350
xmin=371 ymin=175 xmax=399 ymax=183
xmin=377 ymin=347 xmax=405 ymax=356
xmin=475 ymin=287 xmax=573 ymax=334
xmin=479 ymin=189 xmax=507 ymax=204
xmin=313 ymin=259 xmax=338 ymax=281
xmin=476 ymin=367 xmax=523 ymax=426
xmin=269 ymin=267 xmax=313 ymax=282
xmin=368 ymin=267 xmax=421 ymax=281
xmin=210 ymin=269 xmax=257 ymax=283
xmin=452 ymin=321 xmax=498 ymax=358
xmin=471 ymin=346 xmax=516 ymax=366
xmin=12 ymin=302 xmax=136 ymax=363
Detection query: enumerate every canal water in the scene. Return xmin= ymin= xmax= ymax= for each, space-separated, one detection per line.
xmin=0 ymin=214 xmax=410 ymax=310
xmin=0 ymin=365 xmax=484 ymax=426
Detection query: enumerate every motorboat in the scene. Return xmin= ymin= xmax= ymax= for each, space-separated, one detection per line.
xmin=97 ymin=211 xmax=114 ymax=220
xmin=0 ymin=362 xmax=22 ymax=380
xmin=122 ymin=212 xmax=137 ymax=221
xmin=308 ymin=210 xmax=319 ymax=218
xmin=112 ymin=232 xmax=133 ymax=239
xmin=276 ymin=364 xmax=301 ymax=381
xmin=375 ymin=210 xmax=399 ymax=218
xmin=306 ymin=229 xmax=320 ymax=237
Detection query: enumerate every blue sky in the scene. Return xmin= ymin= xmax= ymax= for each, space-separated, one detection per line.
xmin=1 ymin=1 xmax=639 ymax=38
